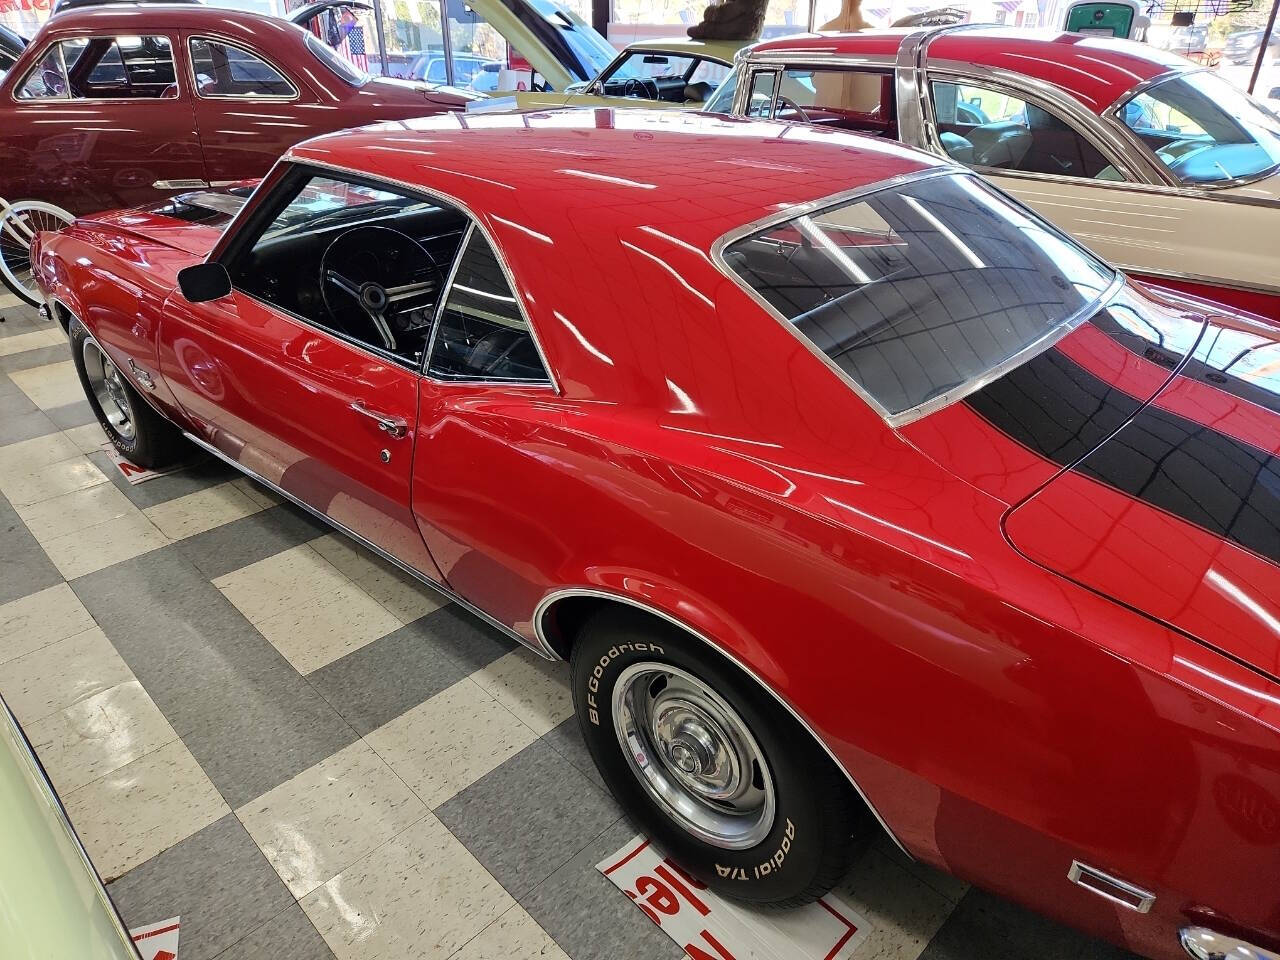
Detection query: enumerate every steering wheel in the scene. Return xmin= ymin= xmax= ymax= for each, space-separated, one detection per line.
xmin=1156 ymin=139 xmax=1213 ymax=169
xmin=775 ymin=95 xmax=811 ymax=123
xmin=622 ymin=76 xmax=659 ymax=100
xmin=319 ymin=226 xmax=442 ymax=355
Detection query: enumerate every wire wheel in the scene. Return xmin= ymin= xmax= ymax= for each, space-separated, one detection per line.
xmin=0 ymin=200 xmax=74 ymax=307
xmin=612 ymin=662 xmax=776 ymax=850
xmin=82 ymin=338 xmax=136 ymax=442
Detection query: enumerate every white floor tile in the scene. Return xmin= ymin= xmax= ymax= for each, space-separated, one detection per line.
xmin=143 ymin=481 xmax=265 ymax=540
xmin=450 ymin=905 xmax=569 ymax=960
xmin=0 ymin=431 xmax=81 ymax=478
xmin=64 ymin=739 xmax=229 ymax=881
xmin=367 ymin=679 xmax=538 ymax=809
xmin=0 ymin=627 xmax=133 ymax=724
xmin=0 ymin=583 xmax=95 ymax=665
xmin=310 ymin=534 xmax=444 ymax=625
xmin=0 ymin=327 xmax=63 ymax=357
xmin=255 ymin=580 xmax=402 ymax=675
xmin=471 ymin=649 xmax=573 ymax=736
xmin=301 ymin=814 xmax=513 ymax=960
xmin=213 ymin=544 xmax=350 ymax=625
xmin=41 ymin=511 xmax=169 ymax=580
xmin=229 ymin=475 xmax=287 ymax=509
xmin=0 ymin=454 xmax=107 ymax=508
xmin=237 ymin=740 xmax=428 ymax=899
xmin=10 ymin=360 xmax=83 ymax=411
xmin=16 ymin=481 xmax=135 ymax=543
xmin=25 ymin=680 xmax=179 ymax=794
xmin=62 ymin=422 xmax=109 ymax=455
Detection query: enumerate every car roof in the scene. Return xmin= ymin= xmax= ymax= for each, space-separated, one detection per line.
xmin=41 ymin=3 xmax=298 ymax=32
xmin=289 ymin=108 xmax=945 ymax=252
xmin=625 ymin=36 xmax=751 ymax=62
xmin=749 ymin=27 xmax=1192 ymax=111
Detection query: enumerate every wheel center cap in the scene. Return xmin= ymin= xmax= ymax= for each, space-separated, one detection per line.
xmin=668 ymin=740 xmax=703 ymax=775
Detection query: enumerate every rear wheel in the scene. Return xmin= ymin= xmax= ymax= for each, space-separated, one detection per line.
xmin=570 ymin=607 xmax=869 ymax=906
xmin=69 ymin=319 xmax=185 ymax=468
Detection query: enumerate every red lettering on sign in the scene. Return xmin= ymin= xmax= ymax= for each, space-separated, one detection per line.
xmin=635 ymin=875 xmax=680 ymax=916
xmin=686 ymin=928 xmax=736 ymax=960
xmin=656 ymin=861 xmax=709 ymax=916
xmin=117 ymin=460 xmax=148 ymax=477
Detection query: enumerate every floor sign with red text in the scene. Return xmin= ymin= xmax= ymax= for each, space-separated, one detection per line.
xmin=128 ymin=916 xmax=180 ymax=960
xmin=100 ymin=441 xmax=195 ymax=485
xmin=598 ymin=836 xmax=869 ymax=960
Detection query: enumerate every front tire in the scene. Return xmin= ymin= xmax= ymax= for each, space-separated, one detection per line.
xmin=571 ymin=607 xmax=868 ymax=906
xmin=69 ymin=319 xmax=185 ymax=469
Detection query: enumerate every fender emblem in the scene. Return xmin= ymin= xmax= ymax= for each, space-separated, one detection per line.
xmin=127 ymin=359 xmax=156 ymax=391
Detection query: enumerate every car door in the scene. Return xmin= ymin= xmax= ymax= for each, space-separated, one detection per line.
xmin=1 ymin=32 xmax=207 ymax=213
xmin=182 ymin=31 xmax=324 ymax=184
xmin=156 ymin=166 xmax=474 ymax=579
xmin=921 ymin=76 xmax=1280 ymax=307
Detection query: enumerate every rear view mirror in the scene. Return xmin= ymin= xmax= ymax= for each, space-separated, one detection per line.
xmin=643 ymin=55 xmax=669 ymax=64
xmin=177 ymin=262 xmax=231 ymax=303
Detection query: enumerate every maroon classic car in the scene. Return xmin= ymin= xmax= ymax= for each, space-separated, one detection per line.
xmin=0 ymin=3 xmax=471 ymax=216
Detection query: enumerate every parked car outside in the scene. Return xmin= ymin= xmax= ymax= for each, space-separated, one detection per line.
xmin=0 ymin=4 xmax=474 ymax=218
xmin=410 ymin=51 xmax=502 ymax=87
xmin=1225 ymin=26 xmax=1280 ymax=65
xmin=714 ymin=27 xmax=1280 ymax=321
xmin=28 ymin=108 xmax=1280 ymax=960
xmin=497 ymin=37 xmax=745 ymax=112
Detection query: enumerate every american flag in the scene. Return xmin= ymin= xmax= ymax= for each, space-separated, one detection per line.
xmin=338 ymin=24 xmax=369 ymax=72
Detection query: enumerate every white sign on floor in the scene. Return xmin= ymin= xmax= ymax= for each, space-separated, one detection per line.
xmin=99 ymin=442 xmax=191 ymax=485
xmin=598 ymin=836 xmax=869 ymax=960
xmin=128 ymin=916 xmax=180 ymax=960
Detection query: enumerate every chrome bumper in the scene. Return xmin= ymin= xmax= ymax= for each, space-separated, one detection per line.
xmin=1182 ymin=927 xmax=1280 ymax=960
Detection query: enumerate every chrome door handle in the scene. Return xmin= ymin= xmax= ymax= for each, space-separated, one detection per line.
xmin=351 ymin=401 xmax=407 ymax=439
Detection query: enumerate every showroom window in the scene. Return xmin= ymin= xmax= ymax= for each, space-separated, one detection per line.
xmin=229 ymin=171 xmax=471 ymax=368
xmin=427 ymin=228 xmax=551 ymax=384
xmin=769 ymin=68 xmax=896 ymax=135
xmin=721 ymin=173 xmax=1113 ymax=420
xmin=930 ymin=81 xmax=1113 ymax=180
xmin=16 ymin=36 xmax=178 ymax=100
xmin=190 ymin=38 xmax=297 ymax=97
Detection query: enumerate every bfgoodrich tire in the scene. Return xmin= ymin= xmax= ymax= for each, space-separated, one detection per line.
xmin=69 ymin=319 xmax=185 ymax=469
xmin=571 ymin=607 xmax=869 ymax=906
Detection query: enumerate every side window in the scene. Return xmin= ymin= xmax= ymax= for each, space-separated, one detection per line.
xmin=686 ymin=58 xmax=730 ymax=101
xmin=746 ymin=70 xmax=777 ymax=118
xmin=930 ymin=80 xmax=1112 ymax=179
xmin=773 ymin=68 xmax=895 ymax=135
xmin=703 ymin=67 xmax=739 ymax=115
xmin=17 ymin=36 xmax=177 ymax=100
xmin=228 ymin=171 xmax=471 ymax=367
xmin=428 ymin=229 xmax=550 ymax=384
xmin=189 ymin=38 xmax=295 ymax=97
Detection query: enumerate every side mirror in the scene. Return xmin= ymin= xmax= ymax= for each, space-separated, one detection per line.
xmin=177 ymin=262 xmax=231 ymax=303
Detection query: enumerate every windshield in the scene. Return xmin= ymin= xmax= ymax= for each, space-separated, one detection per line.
xmin=1118 ymin=72 xmax=1280 ymax=185
xmin=520 ymin=0 xmax=615 ymax=78
xmin=721 ymin=173 xmax=1115 ymax=422
xmin=305 ymin=31 xmax=367 ymax=86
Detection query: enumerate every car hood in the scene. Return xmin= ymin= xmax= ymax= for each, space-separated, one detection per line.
xmin=905 ymin=283 xmax=1280 ymax=681
xmin=84 ymin=191 xmax=247 ymax=257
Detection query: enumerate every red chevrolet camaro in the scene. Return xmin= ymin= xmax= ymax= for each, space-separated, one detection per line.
xmin=29 ymin=110 xmax=1280 ymax=960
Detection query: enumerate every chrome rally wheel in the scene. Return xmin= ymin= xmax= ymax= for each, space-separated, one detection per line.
xmin=613 ymin=662 xmax=776 ymax=849
xmin=82 ymin=339 xmax=136 ymax=441
xmin=571 ymin=607 xmax=869 ymax=906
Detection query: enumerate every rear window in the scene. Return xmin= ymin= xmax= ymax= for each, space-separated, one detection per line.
xmin=721 ymin=172 xmax=1115 ymax=422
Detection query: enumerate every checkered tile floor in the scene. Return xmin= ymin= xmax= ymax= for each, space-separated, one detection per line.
xmin=0 ymin=291 xmax=1137 ymax=960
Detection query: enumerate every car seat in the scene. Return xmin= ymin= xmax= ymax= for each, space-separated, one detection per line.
xmin=965 ymin=121 xmax=1033 ymax=169
xmin=939 ymin=131 xmax=974 ymax=164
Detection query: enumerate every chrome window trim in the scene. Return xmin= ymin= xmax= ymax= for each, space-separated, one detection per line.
xmin=919 ymin=62 xmax=1161 ymax=184
xmin=187 ymin=34 xmax=299 ymax=102
xmin=10 ymin=33 xmax=183 ymax=104
xmin=185 ymin=431 xmax=559 ymax=660
xmin=736 ymin=65 xmax=780 ymax=119
xmin=215 ymin=157 xmax=562 ymax=394
xmin=423 ymin=219 xmax=474 ymax=375
xmin=532 ymin=586 xmax=913 ymax=859
xmin=708 ymin=167 xmax=1124 ymax=429
xmin=1103 ymin=68 xmax=1280 ymax=192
